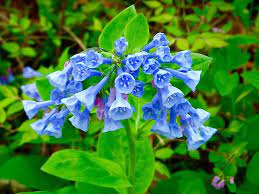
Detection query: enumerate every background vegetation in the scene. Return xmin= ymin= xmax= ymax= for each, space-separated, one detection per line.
xmin=0 ymin=0 xmax=258 ymax=194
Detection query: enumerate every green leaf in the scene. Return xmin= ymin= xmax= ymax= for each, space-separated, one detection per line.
xmin=155 ymin=161 xmax=170 ymax=178
xmin=6 ymin=101 xmax=24 ymax=116
xmin=247 ymin=152 xmax=259 ymax=187
xmin=242 ymin=70 xmax=259 ymax=89
xmin=124 ymin=13 xmax=149 ymax=53
xmin=19 ymin=17 xmax=31 ymax=30
xmin=189 ymin=150 xmax=200 ymax=160
xmin=191 ymin=38 xmax=206 ymax=52
xmin=76 ymin=182 xmax=118 ymax=194
xmin=21 ymin=47 xmax=37 ymax=57
xmin=144 ymin=1 xmax=162 ymax=8
xmin=98 ymin=131 xmax=155 ymax=194
xmin=41 ymin=149 xmax=131 ymax=188
xmin=0 ymin=155 xmax=68 ymax=190
xmin=57 ymin=47 xmax=70 ymax=70
xmin=214 ymin=71 xmax=239 ymax=96
xmin=205 ymin=38 xmax=228 ymax=48
xmin=155 ymin=147 xmax=174 ymax=160
xmin=0 ymin=108 xmax=6 ymax=123
xmin=2 ymin=42 xmax=20 ymax=53
xmin=98 ymin=5 xmax=136 ymax=51
xmin=36 ymin=78 xmax=53 ymax=101
xmin=152 ymin=171 xmax=206 ymax=194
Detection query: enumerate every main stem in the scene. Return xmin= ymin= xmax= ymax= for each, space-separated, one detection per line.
xmin=125 ymin=121 xmax=136 ymax=194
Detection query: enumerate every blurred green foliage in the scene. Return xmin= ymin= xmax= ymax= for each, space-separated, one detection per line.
xmin=0 ymin=0 xmax=258 ymax=194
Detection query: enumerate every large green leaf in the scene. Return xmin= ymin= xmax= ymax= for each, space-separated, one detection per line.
xmin=98 ymin=5 xmax=136 ymax=51
xmin=152 ymin=171 xmax=206 ymax=194
xmin=0 ymin=155 xmax=68 ymax=190
xmin=124 ymin=13 xmax=149 ymax=53
xmin=41 ymin=149 xmax=131 ymax=188
xmin=98 ymin=130 xmax=155 ymax=194
xmin=76 ymin=182 xmax=118 ymax=194
xmin=242 ymin=70 xmax=259 ymax=89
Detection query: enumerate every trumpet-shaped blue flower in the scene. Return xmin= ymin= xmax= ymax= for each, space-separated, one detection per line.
xmin=61 ymin=95 xmax=81 ymax=114
xmin=46 ymin=65 xmax=72 ymax=91
xmin=22 ymin=100 xmax=54 ymax=119
xmin=70 ymin=53 xmax=86 ymax=64
xmin=21 ymin=83 xmax=42 ymax=101
xmin=174 ymin=98 xmax=192 ymax=116
xmin=165 ymin=68 xmax=201 ymax=92
xmin=85 ymin=50 xmax=112 ymax=68
xmin=200 ymin=125 xmax=217 ymax=143
xmin=125 ymin=51 xmax=148 ymax=71
xmin=172 ymin=50 xmax=192 ymax=70
xmin=114 ymin=37 xmax=128 ymax=56
xmin=72 ymin=62 xmax=102 ymax=81
xmin=115 ymin=70 xmax=135 ymax=94
xmin=69 ymin=108 xmax=90 ymax=132
xmin=131 ymin=80 xmax=145 ymax=98
xmin=162 ymin=83 xmax=184 ymax=108
xmin=75 ymin=76 xmax=109 ymax=110
xmin=153 ymin=69 xmax=172 ymax=88
xmin=64 ymin=80 xmax=83 ymax=95
xmin=142 ymin=58 xmax=160 ymax=74
xmin=142 ymin=94 xmax=160 ymax=120
xmin=155 ymin=46 xmax=173 ymax=62
xmin=23 ymin=67 xmax=42 ymax=78
xmin=169 ymin=108 xmax=183 ymax=138
xmin=30 ymin=109 xmax=57 ymax=135
xmin=151 ymin=108 xmax=171 ymax=138
xmin=108 ymin=91 xmax=133 ymax=120
xmin=123 ymin=66 xmax=140 ymax=78
xmin=50 ymin=88 xmax=65 ymax=105
xmin=143 ymin=32 xmax=169 ymax=51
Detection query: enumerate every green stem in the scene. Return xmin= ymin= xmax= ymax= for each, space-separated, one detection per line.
xmin=125 ymin=120 xmax=136 ymax=194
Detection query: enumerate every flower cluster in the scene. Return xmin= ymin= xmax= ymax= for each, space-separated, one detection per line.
xmin=22 ymin=33 xmax=216 ymax=150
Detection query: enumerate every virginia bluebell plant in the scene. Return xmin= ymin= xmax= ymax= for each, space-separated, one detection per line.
xmin=22 ymin=33 xmax=216 ymax=150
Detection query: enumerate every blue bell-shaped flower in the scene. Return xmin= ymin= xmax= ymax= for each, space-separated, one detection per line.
xmin=115 ymin=69 xmax=135 ymax=94
xmin=64 ymin=80 xmax=83 ymax=96
xmin=143 ymin=33 xmax=169 ymax=51
xmin=171 ymin=50 xmax=192 ymax=70
xmin=75 ymin=76 xmax=109 ymax=110
xmin=50 ymin=88 xmax=65 ymax=105
xmin=142 ymin=58 xmax=160 ymax=74
xmin=30 ymin=109 xmax=57 ymax=135
xmin=200 ymin=125 xmax=217 ymax=143
xmin=103 ymin=105 xmax=123 ymax=133
xmin=174 ymin=98 xmax=192 ymax=117
xmin=142 ymin=94 xmax=160 ymax=120
xmin=131 ymin=80 xmax=145 ymax=98
xmin=72 ymin=62 xmax=102 ymax=81
xmin=69 ymin=108 xmax=90 ymax=132
xmin=23 ymin=66 xmax=42 ymax=78
xmin=189 ymin=108 xmax=210 ymax=129
xmin=154 ymin=46 xmax=173 ymax=62
xmin=22 ymin=100 xmax=54 ymax=119
xmin=151 ymin=108 xmax=171 ymax=138
xmin=46 ymin=65 xmax=73 ymax=91
xmin=114 ymin=37 xmax=128 ymax=56
xmin=85 ymin=50 xmax=112 ymax=68
xmin=169 ymin=108 xmax=183 ymax=138
xmin=165 ymin=68 xmax=201 ymax=92
xmin=153 ymin=69 xmax=172 ymax=89
xmin=108 ymin=91 xmax=133 ymax=121
xmin=61 ymin=95 xmax=81 ymax=114
xmin=70 ymin=53 xmax=86 ymax=64
xmin=124 ymin=51 xmax=148 ymax=71
xmin=122 ymin=66 xmax=140 ymax=78
xmin=21 ymin=83 xmax=42 ymax=101
xmin=162 ymin=83 xmax=184 ymax=108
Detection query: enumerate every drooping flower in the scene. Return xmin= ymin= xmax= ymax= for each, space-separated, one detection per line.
xmin=155 ymin=46 xmax=173 ymax=62
xmin=131 ymin=80 xmax=145 ymax=98
xmin=114 ymin=37 xmax=128 ymax=56
xmin=124 ymin=51 xmax=148 ymax=71
xmin=122 ymin=66 xmax=140 ymax=78
xmin=142 ymin=94 xmax=160 ymax=120
xmin=21 ymin=83 xmax=42 ymax=101
xmin=22 ymin=100 xmax=54 ymax=119
xmin=142 ymin=58 xmax=160 ymax=74
xmin=161 ymin=83 xmax=184 ymax=108
xmin=64 ymin=80 xmax=83 ymax=96
xmin=151 ymin=108 xmax=171 ymax=138
xmin=50 ymin=88 xmax=65 ymax=105
xmin=23 ymin=67 xmax=42 ymax=78
xmin=61 ymin=95 xmax=81 ymax=114
xmin=169 ymin=108 xmax=183 ymax=138
xmin=153 ymin=69 xmax=172 ymax=89
xmin=84 ymin=50 xmax=112 ymax=68
xmin=108 ymin=91 xmax=133 ymax=120
xmin=69 ymin=108 xmax=90 ymax=132
xmin=143 ymin=32 xmax=169 ymax=51
xmin=115 ymin=69 xmax=135 ymax=94
xmin=172 ymin=50 xmax=192 ymax=70
xmin=165 ymin=68 xmax=201 ymax=92
xmin=70 ymin=53 xmax=86 ymax=64
xmin=75 ymin=76 xmax=109 ymax=110
xmin=72 ymin=62 xmax=102 ymax=81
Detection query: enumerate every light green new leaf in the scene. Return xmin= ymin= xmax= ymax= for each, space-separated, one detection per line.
xmin=21 ymin=47 xmax=37 ymax=57
xmin=2 ymin=42 xmax=20 ymax=53
xmin=56 ymin=47 xmax=70 ymax=70
xmin=0 ymin=108 xmax=6 ymax=123
xmin=98 ymin=5 xmax=136 ymax=51
xmin=125 ymin=13 xmax=149 ymax=53
xmin=155 ymin=147 xmax=174 ymax=160
xmin=41 ymin=149 xmax=131 ymax=188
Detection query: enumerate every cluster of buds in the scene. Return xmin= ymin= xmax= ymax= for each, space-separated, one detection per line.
xmin=22 ymin=33 xmax=216 ymax=150
xmin=212 ymin=176 xmax=235 ymax=190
